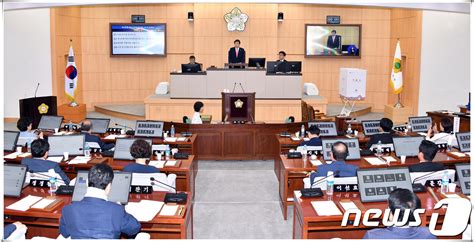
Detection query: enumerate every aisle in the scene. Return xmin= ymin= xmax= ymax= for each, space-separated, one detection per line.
xmin=193 ymin=160 xmax=293 ymax=239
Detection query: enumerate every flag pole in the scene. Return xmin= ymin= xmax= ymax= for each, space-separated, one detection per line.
xmin=394 ymin=93 xmax=403 ymax=108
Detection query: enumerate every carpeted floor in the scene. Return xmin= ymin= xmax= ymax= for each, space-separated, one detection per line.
xmin=193 ymin=160 xmax=293 ymax=239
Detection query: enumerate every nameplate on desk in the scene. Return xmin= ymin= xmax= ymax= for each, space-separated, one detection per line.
xmin=334 ymin=184 xmax=359 ymax=192
xmin=424 ymin=179 xmax=451 ymax=188
xmin=130 ymin=185 xmax=153 ymax=194
xmin=29 ymin=179 xmax=50 ymax=188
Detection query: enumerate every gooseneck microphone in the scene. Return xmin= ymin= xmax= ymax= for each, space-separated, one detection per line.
xmin=149 ymin=177 xmax=188 ymax=204
xmin=114 ymin=123 xmax=132 ymax=130
xmin=34 ymin=83 xmax=40 ymax=98
xmin=309 ymin=170 xmax=340 ymax=188
xmin=301 ymin=170 xmax=340 ymax=198
xmin=411 ymin=170 xmax=445 ymax=193
xmin=150 ymin=177 xmax=177 ymax=193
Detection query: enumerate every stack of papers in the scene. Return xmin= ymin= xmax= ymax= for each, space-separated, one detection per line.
xmin=125 ymin=200 xmax=164 ymax=222
xmin=311 ymin=201 xmax=342 ymax=216
xmin=176 ymin=137 xmax=187 ymax=142
xmin=47 ymin=156 xmax=63 ymax=163
xmin=383 ymin=156 xmax=397 ymax=162
xmin=165 ymin=160 xmax=177 ymax=167
xmin=18 ymin=153 xmax=31 ymax=158
xmin=291 ymin=137 xmax=301 ymax=141
xmin=450 ymin=152 xmax=466 ymax=157
xmin=6 ymin=195 xmax=43 ymax=211
xmin=31 ymin=198 xmax=57 ymax=209
xmin=68 ymin=156 xmax=91 ymax=164
xmin=364 ymin=157 xmax=386 ymax=165
xmin=339 ymin=201 xmax=359 ymax=211
xmin=4 ymin=152 xmax=21 ymax=159
xmin=149 ymin=160 xmax=166 ymax=168
xmin=310 ymin=159 xmax=322 ymax=166
xmin=104 ymin=134 xmax=127 ymax=140
xmin=164 ymin=137 xmax=177 ymax=142
xmin=159 ymin=204 xmax=179 ymax=216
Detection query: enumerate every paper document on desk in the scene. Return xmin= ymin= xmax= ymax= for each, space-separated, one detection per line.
xmin=6 ymin=195 xmax=42 ymax=211
xmin=31 ymin=198 xmax=57 ymax=209
xmin=125 ymin=200 xmax=164 ymax=222
xmin=47 ymin=156 xmax=63 ymax=163
xmin=450 ymin=152 xmax=466 ymax=157
xmin=177 ymin=137 xmax=187 ymax=142
xmin=364 ymin=157 xmax=386 ymax=165
xmin=159 ymin=204 xmax=179 ymax=216
xmin=340 ymin=201 xmax=358 ymax=211
xmin=104 ymin=134 xmax=127 ymax=140
xmin=291 ymin=137 xmax=301 ymax=141
xmin=311 ymin=201 xmax=342 ymax=216
xmin=165 ymin=160 xmax=177 ymax=167
xmin=383 ymin=156 xmax=397 ymax=162
xmin=68 ymin=156 xmax=90 ymax=164
xmin=165 ymin=137 xmax=177 ymax=142
xmin=149 ymin=160 xmax=166 ymax=168
xmin=310 ymin=159 xmax=322 ymax=166
xmin=18 ymin=153 xmax=31 ymax=158
xmin=4 ymin=152 xmax=21 ymax=159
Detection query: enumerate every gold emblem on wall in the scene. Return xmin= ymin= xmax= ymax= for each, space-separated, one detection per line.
xmin=224 ymin=7 xmax=248 ymax=32
xmin=38 ymin=103 xmax=49 ymax=114
xmin=234 ymin=99 xmax=244 ymax=108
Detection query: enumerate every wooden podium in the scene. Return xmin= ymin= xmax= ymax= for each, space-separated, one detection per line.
xmin=221 ymin=92 xmax=255 ymax=123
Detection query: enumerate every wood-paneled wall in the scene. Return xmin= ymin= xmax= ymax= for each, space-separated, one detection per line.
xmin=50 ymin=4 xmax=422 ymax=113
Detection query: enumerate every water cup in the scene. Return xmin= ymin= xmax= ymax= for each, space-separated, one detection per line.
xmin=120 ymin=129 xmax=126 ymax=135
xmin=16 ymin=146 xmax=22 ymax=153
xmin=448 ymin=183 xmax=457 ymax=193
xmin=295 ymin=131 xmax=300 ymax=138
xmin=354 ymin=130 xmax=359 ymax=136
xmin=171 ymin=148 xmax=178 ymax=155
xmin=400 ymin=155 xmax=406 ymax=164
xmin=311 ymin=154 xmax=317 ymax=160
xmin=54 ymin=128 xmax=59 ymax=134
xmin=157 ymin=152 xmax=162 ymax=161
xmin=63 ymin=152 xmax=69 ymax=161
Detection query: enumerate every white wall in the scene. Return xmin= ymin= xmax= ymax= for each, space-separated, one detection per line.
xmin=418 ymin=10 xmax=470 ymax=115
xmin=4 ymin=8 xmax=52 ymax=118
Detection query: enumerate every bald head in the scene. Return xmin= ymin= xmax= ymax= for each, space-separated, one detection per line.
xmin=81 ymin=120 xmax=93 ymax=132
xmin=331 ymin=141 xmax=348 ymax=161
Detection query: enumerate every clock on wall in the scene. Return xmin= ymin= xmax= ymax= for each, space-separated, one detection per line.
xmin=326 ymin=16 xmax=341 ymax=24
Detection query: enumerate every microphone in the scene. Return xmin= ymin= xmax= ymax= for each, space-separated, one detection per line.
xmin=114 ymin=123 xmax=134 ymax=135
xmin=301 ymin=171 xmax=340 ymax=198
xmin=232 ymin=82 xmax=237 ymax=93
xmin=149 ymin=177 xmax=187 ymax=204
xmin=411 ymin=170 xmax=445 ymax=193
xmin=34 ymin=83 xmax=40 ymax=98
xmin=239 ymin=82 xmax=245 ymax=92
xmin=29 ymin=172 xmax=66 ymax=184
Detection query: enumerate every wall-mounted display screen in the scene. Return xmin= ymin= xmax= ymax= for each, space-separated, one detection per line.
xmin=305 ymin=24 xmax=361 ymax=57
xmin=110 ymin=23 xmax=166 ymax=56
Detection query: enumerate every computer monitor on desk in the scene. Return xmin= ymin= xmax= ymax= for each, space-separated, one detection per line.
xmin=393 ymin=136 xmax=425 ymax=157
xmin=248 ymin=58 xmax=266 ymax=69
xmin=288 ymin=61 xmax=302 ymax=73
xmin=182 ymin=63 xmax=201 ymax=73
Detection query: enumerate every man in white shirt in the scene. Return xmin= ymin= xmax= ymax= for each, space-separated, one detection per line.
xmin=426 ymin=118 xmax=458 ymax=146
xmin=191 ymin=101 xmax=204 ymax=124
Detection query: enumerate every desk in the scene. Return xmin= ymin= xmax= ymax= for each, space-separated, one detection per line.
xmin=170 ymin=69 xmax=302 ymax=99
xmin=3 ymin=154 xmax=197 ymax=199
xmin=426 ymin=111 xmax=470 ymax=132
xmin=293 ymin=189 xmax=464 ymax=239
xmin=4 ymin=187 xmax=193 ymax=239
xmin=276 ymin=151 xmax=469 ymax=220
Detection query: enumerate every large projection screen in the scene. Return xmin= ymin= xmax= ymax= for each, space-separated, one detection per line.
xmin=110 ymin=23 xmax=166 ymax=56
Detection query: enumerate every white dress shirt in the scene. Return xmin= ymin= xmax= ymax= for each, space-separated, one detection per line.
xmin=84 ymin=187 xmax=108 ymax=201
xmin=191 ymin=112 xmax=202 ymax=124
xmin=426 ymin=132 xmax=458 ymax=146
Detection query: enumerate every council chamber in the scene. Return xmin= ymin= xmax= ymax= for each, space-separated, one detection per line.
xmin=2 ymin=1 xmax=472 ymax=241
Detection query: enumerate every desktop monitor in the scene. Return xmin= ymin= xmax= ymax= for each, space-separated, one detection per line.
xmin=134 ymin=120 xmax=164 ymax=138
xmin=88 ymin=118 xmax=110 ymax=134
xmin=248 ymin=58 xmax=266 ymax=69
xmin=266 ymin=61 xmax=278 ymax=73
xmin=408 ymin=116 xmax=432 ymax=133
xmin=48 ymin=134 xmax=85 ymax=156
xmin=4 ymin=164 xmax=27 ymax=197
xmin=456 ymin=132 xmax=470 ymax=152
xmin=181 ymin=63 xmax=201 ymax=73
xmin=308 ymin=122 xmax=338 ymax=136
xmin=393 ymin=136 xmax=425 ymax=157
xmin=455 ymin=163 xmax=470 ymax=195
xmin=322 ymin=138 xmax=361 ymax=161
xmin=4 ymin=131 xmax=20 ymax=152
xmin=362 ymin=120 xmax=381 ymax=136
xmin=113 ymin=138 xmax=153 ymax=160
xmin=357 ymin=167 xmax=413 ymax=202
xmin=72 ymin=170 xmax=132 ymax=204
xmin=288 ymin=61 xmax=302 ymax=73
xmin=37 ymin=115 xmax=63 ymax=130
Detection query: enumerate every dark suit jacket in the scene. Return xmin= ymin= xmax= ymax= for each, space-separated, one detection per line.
xmin=299 ymin=137 xmax=322 ymax=147
xmin=363 ymin=226 xmax=436 ymax=239
xmin=82 ymin=132 xmax=114 ymax=151
xmin=21 ymin=157 xmax=70 ymax=184
xmin=123 ymin=163 xmax=160 ymax=173
xmin=409 ymin=162 xmax=445 ymax=173
xmin=367 ymin=132 xmax=394 ymax=149
xmin=188 ymin=62 xmax=202 ymax=72
xmin=310 ymin=160 xmax=358 ymax=183
xmin=4 ymin=224 xmax=16 ymax=239
xmin=327 ymin=35 xmax=341 ymax=49
xmin=275 ymin=60 xmax=289 ymax=73
xmin=60 ymin=197 xmax=141 ymax=239
xmin=228 ymin=47 xmax=246 ymax=64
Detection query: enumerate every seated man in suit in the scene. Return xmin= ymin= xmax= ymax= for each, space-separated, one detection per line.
xmin=59 ymin=164 xmax=141 ymax=239
xmin=299 ymin=125 xmax=322 ymax=147
xmin=363 ymin=188 xmax=436 ymax=239
xmin=366 ymin=118 xmax=394 ymax=149
xmin=123 ymin=139 xmax=159 ymax=173
xmin=310 ymin=142 xmax=358 ymax=183
xmin=191 ymin=101 xmax=204 ymax=124
xmin=426 ymin=117 xmax=458 ymax=146
xmin=16 ymin=117 xmax=43 ymax=146
xmin=228 ymin=39 xmax=246 ymax=66
xmin=188 ymin=55 xmax=202 ymax=72
xmin=21 ymin=139 xmax=70 ymax=184
xmin=4 ymin=222 xmax=27 ymax=240
xmin=81 ymin=120 xmax=114 ymax=151
xmin=409 ymin=140 xmax=445 ymax=172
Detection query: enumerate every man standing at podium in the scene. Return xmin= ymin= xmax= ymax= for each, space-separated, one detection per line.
xmin=228 ymin=39 xmax=246 ymax=67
